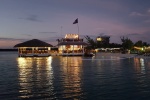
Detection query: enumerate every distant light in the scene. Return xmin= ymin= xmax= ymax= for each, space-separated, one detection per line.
xmin=97 ymin=38 xmax=102 ymax=41
xmin=134 ymin=46 xmax=143 ymax=51
xmin=65 ymin=34 xmax=79 ymax=39
xmin=141 ymin=48 xmax=144 ymax=51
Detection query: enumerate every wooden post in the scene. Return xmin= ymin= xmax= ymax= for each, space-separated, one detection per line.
xmin=73 ymin=45 xmax=74 ymax=55
xmin=32 ymin=47 xmax=34 ymax=55
xmin=62 ymin=45 xmax=63 ymax=55
xmin=82 ymin=45 xmax=84 ymax=55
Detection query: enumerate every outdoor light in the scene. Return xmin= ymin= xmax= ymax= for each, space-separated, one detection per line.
xmin=97 ymin=38 xmax=102 ymax=41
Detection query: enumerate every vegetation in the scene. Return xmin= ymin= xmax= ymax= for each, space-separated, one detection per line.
xmin=120 ymin=36 xmax=134 ymax=50
xmin=84 ymin=35 xmax=150 ymax=53
xmin=134 ymin=40 xmax=150 ymax=54
xmin=85 ymin=35 xmax=122 ymax=50
xmin=134 ymin=40 xmax=149 ymax=47
xmin=84 ymin=35 xmax=97 ymax=50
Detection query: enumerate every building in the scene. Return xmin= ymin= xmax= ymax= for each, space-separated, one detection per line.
xmin=96 ymin=36 xmax=110 ymax=48
xmin=96 ymin=36 xmax=110 ymax=44
xmin=14 ymin=39 xmax=53 ymax=57
xmin=57 ymin=34 xmax=87 ymax=56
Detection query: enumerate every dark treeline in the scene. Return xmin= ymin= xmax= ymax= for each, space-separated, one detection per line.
xmin=85 ymin=35 xmax=150 ymax=51
xmin=0 ymin=49 xmax=18 ymax=51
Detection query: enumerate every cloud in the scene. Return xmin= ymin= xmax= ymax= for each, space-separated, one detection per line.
xmin=144 ymin=19 xmax=150 ymax=23
xmin=0 ymin=37 xmax=27 ymax=42
xmin=126 ymin=33 xmax=140 ymax=36
xmin=121 ymin=32 xmax=150 ymax=43
xmin=19 ymin=15 xmax=42 ymax=22
xmin=129 ymin=12 xmax=145 ymax=16
xmin=39 ymin=32 xmax=58 ymax=34
xmin=0 ymin=38 xmax=27 ymax=48
xmin=111 ymin=32 xmax=150 ymax=44
xmin=130 ymin=8 xmax=150 ymax=17
xmin=21 ymin=34 xmax=32 ymax=37
xmin=0 ymin=37 xmax=20 ymax=40
xmin=147 ymin=9 xmax=150 ymax=13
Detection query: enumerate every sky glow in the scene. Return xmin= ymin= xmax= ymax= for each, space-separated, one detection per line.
xmin=0 ymin=0 xmax=150 ymax=48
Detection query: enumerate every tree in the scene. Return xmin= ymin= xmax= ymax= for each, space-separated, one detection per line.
xmin=134 ymin=40 xmax=149 ymax=47
xmin=84 ymin=36 xmax=97 ymax=49
xmin=109 ymin=43 xmax=122 ymax=48
xmin=134 ymin=40 xmax=150 ymax=53
xmin=120 ymin=37 xmax=134 ymax=50
xmin=143 ymin=42 xmax=149 ymax=47
xmin=134 ymin=40 xmax=143 ymax=47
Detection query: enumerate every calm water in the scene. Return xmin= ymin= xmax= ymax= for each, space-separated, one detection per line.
xmin=1 ymin=52 xmax=150 ymax=100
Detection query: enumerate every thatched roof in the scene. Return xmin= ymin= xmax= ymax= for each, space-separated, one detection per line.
xmin=14 ymin=39 xmax=53 ymax=47
xmin=58 ymin=41 xmax=88 ymax=45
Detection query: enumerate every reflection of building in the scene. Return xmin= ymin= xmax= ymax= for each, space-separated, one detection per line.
xmin=96 ymin=36 xmax=110 ymax=44
xmin=133 ymin=58 xmax=146 ymax=74
xmin=17 ymin=57 xmax=53 ymax=99
xmin=57 ymin=34 xmax=87 ymax=56
xmin=14 ymin=39 xmax=53 ymax=57
xmin=59 ymin=57 xmax=83 ymax=99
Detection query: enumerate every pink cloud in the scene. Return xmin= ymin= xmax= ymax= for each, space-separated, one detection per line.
xmin=0 ymin=40 xmax=21 ymax=48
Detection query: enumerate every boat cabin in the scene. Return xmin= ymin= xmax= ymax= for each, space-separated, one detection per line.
xmin=57 ymin=34 xmax=87 ymax=56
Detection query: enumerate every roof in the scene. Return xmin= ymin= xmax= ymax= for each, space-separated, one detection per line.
xmin=14 ymin=39 xmax=53 ymax=47
xmin=58 ymin=41 xmax=88 ymax=45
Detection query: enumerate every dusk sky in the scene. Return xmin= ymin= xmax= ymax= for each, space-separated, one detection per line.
xmin=0 ymin=0 xmax=150 ymax=48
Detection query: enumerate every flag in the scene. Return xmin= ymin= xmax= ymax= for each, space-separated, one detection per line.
xmin=73 ymin=18 xmax=78 ymax=24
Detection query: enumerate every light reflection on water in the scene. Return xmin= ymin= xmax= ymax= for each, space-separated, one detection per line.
xmin=1 ymin=52 xmax=150 ymax=99
xmin=17 ymin=57 xmax=54 ymax=99
xmin=17 ymin=56 xmax=83 ymax=99
xmin=59 ymin=57 xmax=83 ymax=99
xmin=134 ymin=58 xmax=146 ymax=74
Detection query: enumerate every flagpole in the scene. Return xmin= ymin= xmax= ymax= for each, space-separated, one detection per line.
xmin=73 ymin=18 xmax=79 ymax=37
xmin=77 ymin=23 xmax=79 ymax=34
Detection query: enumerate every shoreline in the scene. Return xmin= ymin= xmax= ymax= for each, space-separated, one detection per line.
xmin=96 ymin=52 xmax=137 ymax=58
xmin=0 ymin=49 xmax=17 ymax=52
xmin=0 ymin=51 xmax=149 ymax=58
xmin=96 ymin=52 xmax=150 ymax=58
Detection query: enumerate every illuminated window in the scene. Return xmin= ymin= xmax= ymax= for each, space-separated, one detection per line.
xmin=97 ymin=38 xmax=102 ymax=41
xmin=65 ymin=34 xmax=79 ymax=39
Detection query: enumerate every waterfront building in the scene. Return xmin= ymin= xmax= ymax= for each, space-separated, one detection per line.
xmin=95 ymin=48 xmax=121 ymax=53
xmin=96 ymin=35 xmax=110 ymax=48
xmin=96 ymin=36 xmax=110 ymax=44
xmin=57 ymin=34 xmax=87 ymax=56
xmin=14 ymin=39 xmax=53 ymax=57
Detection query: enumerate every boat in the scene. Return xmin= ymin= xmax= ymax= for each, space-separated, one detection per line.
xmin=84 ymin=52 xmax=95 ymax=57
xmin=57 ymin=34 xmax=88 ymax=56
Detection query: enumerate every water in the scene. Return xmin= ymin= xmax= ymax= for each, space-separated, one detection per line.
xmin=1 ymin=52 xmax=150 ymax=100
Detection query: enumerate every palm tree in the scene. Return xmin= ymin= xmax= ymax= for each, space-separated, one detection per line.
xmin=120 ymin=36 xmax=134 ymax=52
xmin=84 ymin=35 xmax=97 ymax=50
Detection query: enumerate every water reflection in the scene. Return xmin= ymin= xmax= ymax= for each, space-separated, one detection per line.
xmin=134 ymin=58 xmax=146 ymax=74
xmin=17 ymin=57 xmax=54 ymax=99
xmin=2 ymin=52 xmax=150 ymax=99
xmin=140 ymin=58 xmax=146 ymax=74
xmin=59 ymin=57 xmax=83 ymax=99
